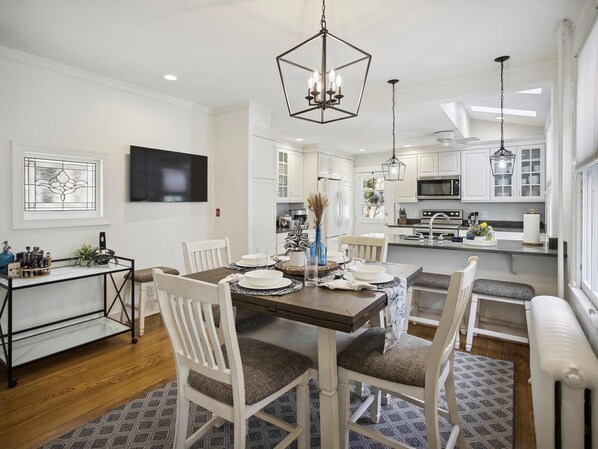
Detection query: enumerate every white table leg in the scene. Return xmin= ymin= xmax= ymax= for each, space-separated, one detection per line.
xmin=317 ymin=327 xmax=340 ymax=449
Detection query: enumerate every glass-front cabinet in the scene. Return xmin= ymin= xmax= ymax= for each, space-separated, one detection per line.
xmin=518 ymin=144 xmax=544 ymax=200
xmin=490 ymin=143 xmax=544 ymax=201
xmin=278 ymin=151 xmax=288 ymax=198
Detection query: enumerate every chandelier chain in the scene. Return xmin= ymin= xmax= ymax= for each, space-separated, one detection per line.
xmin=321 ymin=0 xmax=327 ymax=30
xmin=500 ymin=59 xmax=504 ymax=149
xmin=392 ymin=81 xmax=396 ymax=155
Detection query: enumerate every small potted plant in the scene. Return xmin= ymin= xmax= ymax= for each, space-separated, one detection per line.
xmin=73 ymin=243 xmax=97 ymax=266
xmin=284 ymin=222 xmax=311 ymax=266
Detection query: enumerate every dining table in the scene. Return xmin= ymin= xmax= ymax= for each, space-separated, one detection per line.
xmin=185 ymin=262 xmax=422 ymax=449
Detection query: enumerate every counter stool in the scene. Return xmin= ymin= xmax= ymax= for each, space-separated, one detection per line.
xmin=465 ymin=279 xmax=535 ymax=351
xmin=121 ymin=266 xmax=180 ymax=336
xmin=411 ymin=272 xmax=462 ymax=349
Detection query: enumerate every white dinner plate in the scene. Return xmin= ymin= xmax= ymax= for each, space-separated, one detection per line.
xmin=329 ymin=256 xmax=350 ymax=264
xmin=343 ymin=272 xmax=394 ymax=284
xmin=238 ymin=277 xmax=293 ymax=290
xmin=235 ymin=259 xmax=277 ymax=268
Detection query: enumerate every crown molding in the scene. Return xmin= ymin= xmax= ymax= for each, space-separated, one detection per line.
xmin=0 ymin=45 xmax=213 ymax=114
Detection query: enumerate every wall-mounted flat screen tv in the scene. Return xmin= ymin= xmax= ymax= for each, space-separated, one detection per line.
xmin=130 ymin=146 xmax=208 ymax=202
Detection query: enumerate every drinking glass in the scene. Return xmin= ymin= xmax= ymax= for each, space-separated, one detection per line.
xmin=254 ymin=248 xmax=268 ymax=270
xmin=305 ymin=258 xmax=318 ymax=287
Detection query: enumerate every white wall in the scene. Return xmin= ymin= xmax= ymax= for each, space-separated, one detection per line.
xmin=0 ymin=51 xmax=215 ymax=275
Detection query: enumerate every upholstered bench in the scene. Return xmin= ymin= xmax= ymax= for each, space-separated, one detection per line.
xmin=121 ymin=266 xmax=180 ymax=336
xmin=465 ymin=278 xmax=535 ymax=351
xmin=411 ymin=272 xmax=461 ymax=349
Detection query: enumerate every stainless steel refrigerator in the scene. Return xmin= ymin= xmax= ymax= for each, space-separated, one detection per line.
xmin=317 ymin=178 xmax=353 ymax=251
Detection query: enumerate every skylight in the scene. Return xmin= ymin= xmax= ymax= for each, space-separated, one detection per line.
xmin=470 ymin=106 xmax=537 ymax=117
xmin=516 ymin=88 xmax=542 ymax=95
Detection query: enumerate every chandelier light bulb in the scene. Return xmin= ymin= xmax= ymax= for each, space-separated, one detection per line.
xmin=390 ymin=164 xmax=398 ymax=175
xmin=498 ymin=160 xmax=507 ymax=168
xmin=308 ymin=76 xmax=314 ymax=89
xmin=336 ymin=74 xmax=342 ymax=87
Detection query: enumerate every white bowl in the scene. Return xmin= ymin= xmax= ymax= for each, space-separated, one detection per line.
xmin=241 ymin=254 xmax=268 ymax=267
xmin=327 ymin=251 xmax=343 ymax=261
xmin=351 ymin=264 xmax=386 ymax=281
xmin=244 ymin=269 xmax=283 ymax=288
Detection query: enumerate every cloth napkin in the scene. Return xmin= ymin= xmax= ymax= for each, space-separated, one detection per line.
xmin=221 ymin=273 xmax=244 ymax=283
xmin=318 ymin=279 xmax=378 ymax=291
xmin=381 ymin=277 xmax=407 ymax=354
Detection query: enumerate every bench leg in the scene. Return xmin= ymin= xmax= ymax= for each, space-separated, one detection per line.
xmin=138 ymin=282 xmax=146 ymax=336
xmin=466 ymin=293 xmax=479 ymax=352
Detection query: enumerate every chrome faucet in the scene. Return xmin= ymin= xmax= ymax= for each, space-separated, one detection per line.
xmin=428 ymin=212 xmax=449 ymax=241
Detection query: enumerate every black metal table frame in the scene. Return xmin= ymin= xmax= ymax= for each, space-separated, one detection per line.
xmin=0 ymin=255 xmax=136 ymax=388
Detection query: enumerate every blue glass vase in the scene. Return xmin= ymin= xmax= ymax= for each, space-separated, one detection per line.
xmin=0 ymin=241 xmax=15 ymax=275
xmin=310 ymin=227 xmax=327 ymax=266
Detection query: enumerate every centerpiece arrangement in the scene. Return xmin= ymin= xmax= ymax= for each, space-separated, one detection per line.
xmin=463 ymin=221 xmax=497 ymax=246
xmin=306 ymin=191 xmax=329 ymax=266
xmin=284 ymin=223 xmax=311 ymax=266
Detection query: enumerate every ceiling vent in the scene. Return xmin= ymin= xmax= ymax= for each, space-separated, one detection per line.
xmin=434 ymin=130 xmax=479 ymax=148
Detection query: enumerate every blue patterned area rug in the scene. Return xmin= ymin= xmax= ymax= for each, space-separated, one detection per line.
xmin=41 ymin=352 xmax=513 ymax=449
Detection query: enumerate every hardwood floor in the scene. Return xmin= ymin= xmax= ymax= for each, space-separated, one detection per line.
xmin=0 ymin=315 xmax=535 ymax=449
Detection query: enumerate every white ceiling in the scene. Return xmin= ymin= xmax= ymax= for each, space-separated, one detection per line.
xmin=0 ymin=0 xmax=586 ymax=153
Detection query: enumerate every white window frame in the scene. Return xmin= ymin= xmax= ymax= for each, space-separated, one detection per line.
xmin=12 ymin=142 xmax=108 ymax=229
xmin=579 ymin=163 xmax=598 ymax=308
xmin=355 ymin=170 xmax=386 ymax=224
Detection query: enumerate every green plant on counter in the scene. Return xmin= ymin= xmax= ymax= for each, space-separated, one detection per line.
xmin=467 ymin=222 xmax=494 ymax=239
xmin=73 ymin=243 xmax=98 ymax=266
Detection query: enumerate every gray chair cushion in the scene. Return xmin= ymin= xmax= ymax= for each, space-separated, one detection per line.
xmin=134 ymin=266 xmax=179 ymax=283
xmin=473 ymin=279 xmax=535 ymax=300
xmin=413 ymin=272 xmax=451 ymax=290
xmin=188 ymin=337 xmax=312 ymax=405
xmin=337 ymin=327 xmax=433 ymax=388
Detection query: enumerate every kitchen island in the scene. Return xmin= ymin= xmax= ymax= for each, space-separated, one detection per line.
xmin=365 ymin=233 xmax=560 ymax=338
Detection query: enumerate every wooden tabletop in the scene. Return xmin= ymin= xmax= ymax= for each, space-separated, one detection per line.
xmin=185 ymin=263 xmax=422 ymax=333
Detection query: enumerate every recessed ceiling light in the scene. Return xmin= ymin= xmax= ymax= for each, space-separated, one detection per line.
xmin=402 ymin=145 xmax=412 ymax=148
xmin=516 ymin=87 xmax=542 ymax=95
xmin=471 ymin=105 xmax=536 ymax=117
xmin=357 ymin=148 xmax=366 ymax=152
xmin=164 ymin=74 xmax=178 ymax=81
xmin=295 ymin=138 xmax=303 ymax=142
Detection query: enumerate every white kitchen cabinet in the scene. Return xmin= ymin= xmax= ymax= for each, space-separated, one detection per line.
xmin=251 ymin=178 xmax=276 ymax=255
xmin=340 ymin=157 xmax=354 ymax=186
xmin=461 ymin=149 xmax=490 ymax=201
xmin=253 ymin=136 xmax=277 ymax=180
xmin=417 ymin=151 xmax=460 ymax=177
xmin=277 ymin=149 xmax=304 ymax=202
xmin=516 ymin=144 xmax=545 ymax=201
xmin=394 ymin=154 xmax=418 ymax=202
xmin=489 ymin=144 xmax=545 ymax=201
xmin=318 ymin=153 xmax=341 ymax=179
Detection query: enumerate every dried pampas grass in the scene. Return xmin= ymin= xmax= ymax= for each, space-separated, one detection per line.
xmin=306 ymin=192 xmax=328 ymax=228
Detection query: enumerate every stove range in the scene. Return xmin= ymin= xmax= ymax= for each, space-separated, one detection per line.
xmin=412 ymin=209 xmax=463 ymax=237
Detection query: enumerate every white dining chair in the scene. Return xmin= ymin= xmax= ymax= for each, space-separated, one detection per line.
xmin=182 ymin=237 xmax=232 ymax=274
xmin=337 ymin=256 xmax=478 ymax=449
xmin=153 ymin=269 xmax=312 ymax=449
xmin=338 ymin=235 xmax=387 ymax=262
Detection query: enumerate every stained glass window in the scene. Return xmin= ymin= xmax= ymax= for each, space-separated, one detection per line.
xmin=24 ymin=157 xmax=97 ymax=211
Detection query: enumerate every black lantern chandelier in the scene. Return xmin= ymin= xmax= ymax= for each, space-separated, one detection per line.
xmin=489 ymin=55 xmax=515 ymax=176
xmin=276 ymin=0 xmax=372 ymax=124
xmin=382 ymin=79 xmax=406 ymax=181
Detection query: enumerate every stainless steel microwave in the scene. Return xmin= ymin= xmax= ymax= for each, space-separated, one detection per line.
xmin=416 ymin=176 xmax=460 ymax=200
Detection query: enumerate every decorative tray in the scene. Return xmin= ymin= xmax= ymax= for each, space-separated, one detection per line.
xmin=462 ymin=238 xmax=498 ymax=247
xmin=274 ymin=260 xmax=339 ymax=277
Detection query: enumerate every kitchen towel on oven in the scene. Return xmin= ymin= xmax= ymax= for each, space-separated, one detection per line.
xmin=380 ymin=277 xmax=407 ymax=354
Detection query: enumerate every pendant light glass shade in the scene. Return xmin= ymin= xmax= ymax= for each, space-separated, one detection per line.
xmin=490 ymin=56 xmax=515 ymax=176
xmin=276 ymin=0 xmax=371 ymax=124
xmin=382 ymin=79 xmax=406 ymax=181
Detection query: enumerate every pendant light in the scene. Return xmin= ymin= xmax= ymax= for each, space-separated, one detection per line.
xmin=276 ymin=0 xmax=372 ymax=124
xmin=382 ymin=79 xmax=406 ymax=181
xmin=489 ymin=55 xmax=515 ymax=176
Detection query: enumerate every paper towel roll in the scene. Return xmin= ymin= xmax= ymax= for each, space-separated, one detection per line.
xmin=523 ymin=213 xmax=540 ymax=245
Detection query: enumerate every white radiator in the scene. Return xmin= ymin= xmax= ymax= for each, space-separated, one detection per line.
xmin=529 ymin=296 xmax=598 ymax=449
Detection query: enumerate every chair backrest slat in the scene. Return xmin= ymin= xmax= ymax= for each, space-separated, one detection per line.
xmin=183 ymin=238 xmax=232 ymax=274
xmin=428 ymin=256 xmax=478 ymax=374
xmin=153 ymin=270 xmax=241 ymax=392
xmin=338 ymin=235 xmax=387 ymax=263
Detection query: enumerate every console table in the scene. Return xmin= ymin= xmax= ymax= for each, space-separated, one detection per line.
xmin=0 ymin=256 xmax=136 ymax=388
